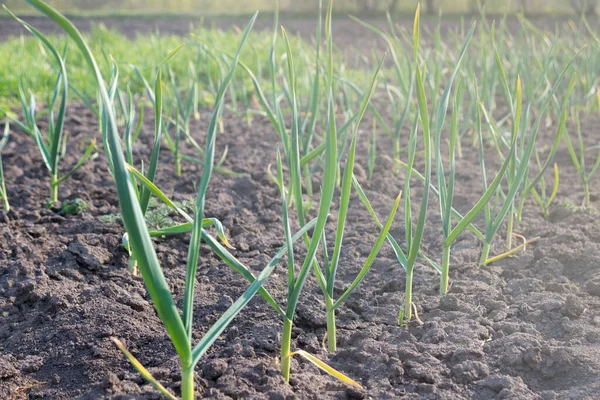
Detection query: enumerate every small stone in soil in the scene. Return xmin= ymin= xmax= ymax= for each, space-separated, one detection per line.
xmin=67 ymin=238 xmax=112 ymax=271
xmin=561 ymin=295 xmax=586 ymax=318
xmin=585 ymin=279 xmax=600 ymax=297
xmin=0 ymin=357 xmax=18 ymax=379
xmin=203 ymin=358 xmax=228 ymax=380
xmin=104 ymin=372 xmax=121 ymax=392
xmin=19 ymin=355 xmax=44 ymax=373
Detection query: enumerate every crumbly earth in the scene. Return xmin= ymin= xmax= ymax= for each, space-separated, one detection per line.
xmin=1 ymin=99 xmax=599 ymax=400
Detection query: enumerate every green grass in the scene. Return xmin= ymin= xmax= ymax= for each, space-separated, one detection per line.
xmin=0 ymin=23 xmax=315 ymax=115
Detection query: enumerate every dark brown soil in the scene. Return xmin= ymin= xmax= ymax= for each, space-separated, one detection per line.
xmin=1 ymin=101 xmax=600 ymax=400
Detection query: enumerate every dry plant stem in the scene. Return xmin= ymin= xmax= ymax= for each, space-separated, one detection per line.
xmin=411 ymin=302 xmax=424 ymax=325
xmin=484 ymin=236 xmax=540 ymax=265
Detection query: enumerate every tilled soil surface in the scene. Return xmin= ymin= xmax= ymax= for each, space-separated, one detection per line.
xmin=1 ymin=103 xmax=600 ymax=400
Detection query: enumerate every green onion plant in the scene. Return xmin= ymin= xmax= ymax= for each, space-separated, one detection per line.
xmin=276 ymin=0 xmax=391 ymax=380
xmin=563 ymin=108 xmax=600 ymax=209
xmin=5 ymin=10 xmax=96 ymax=203
xmin=14 ymin=3 xmax=306 ymax=398
xmin=315 ymin=55 xmax=401 ymax=353
xmin=165 ymin=63 xmax=198 ymax=177
xmin=350 ymin=13 xmax=414 ymax=171
xmin=478 ymin=28 xmax=578 ymax=259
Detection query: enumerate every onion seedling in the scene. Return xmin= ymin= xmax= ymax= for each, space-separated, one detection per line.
xmin=275 ymin=94 xmax=364 ymax=386
xmin=277 ymin=0 xmax=371 ymax=380
xmin=515 ymin=75 xmax=575 ymax=220
xmin=428 ymin=22 xmax=476 ymax=294
xmin=348 ymin=5 xmax=433 ymax=325
xmin=275 ymin=147 xmax=364 ymax=388
xmin=390 ymin=5 xmax=431 ymax=324
xmin=315 ymin=54 xmax=402 ymax=353
xmin=116 ymin=86 xmax=144 ymax=172
xmin=563 ymin=108 xmax=600 ymax=209
xmin=350 ymin=13 xmax=414 ymax=171
xmin=4 ymin=10 xmax=96 ymax=203
xmin=273 ymin=0 xmax=398 ymax=358
xmin=165 ymin=63 xmax=198 ymax=176
xmin=356 ymin=6 xmax=444 ymax=321
xmin=478 ymin=84 xmax=575 ymax=264
xmin=478 ymin=31 xmax=578 ymax=259
xmin=119 ymin=47 xmax=184 ymax=274
xmin=530 ymin=160 xmax=560 ymax=218
xmin=487 ymin=24 xmax=580 ymax=250
xmin=16 ymin=3 xmax=300 ymax=398
xmin=241 ymin=3 xmax=398 ymax=380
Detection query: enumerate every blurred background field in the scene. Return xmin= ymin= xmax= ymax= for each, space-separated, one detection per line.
xmin=1 ymin=0 xmax=599 ymax=115
xmin=1 ymin=0 xmax=599 ymax=16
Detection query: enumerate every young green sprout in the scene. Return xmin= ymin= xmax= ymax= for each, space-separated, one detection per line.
xmin=477 ymin=32 xmax=578 ymax=262
xmin=563 ymin=108 xmax=600 ymax=209
xmin=165 ymin=62 xmax=199 ymax=176
xmin=116 ymin=85 xmax=144 ymax=172
xmin=515 ymin=76 xmax=575 ymax=220
xmin=16 ymin=3 xmax=308 ymax=398
xmin=355 ymin=6 xmax=444 ymax=319
xmin=4 ymin=9 xmax=96 ymax=203
xmin=268 ymin=0 xmax=398 ymax=359
xmin=116 ymin=47 xmax=184 ymax=274
xmin=350 ymin=13 xmax=414 ymax=172
xmin=317 ymin=53 xmax=399 ymax=353
xmin=390 ymin=5 xmax=431 ymax=324
xmin=276 ymin=0 xmax=385 ymax=382
xmin=347 ymin=5 xmax=430 ymax=325
xmin=531 ymin=161 xmax=560 ymax=218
